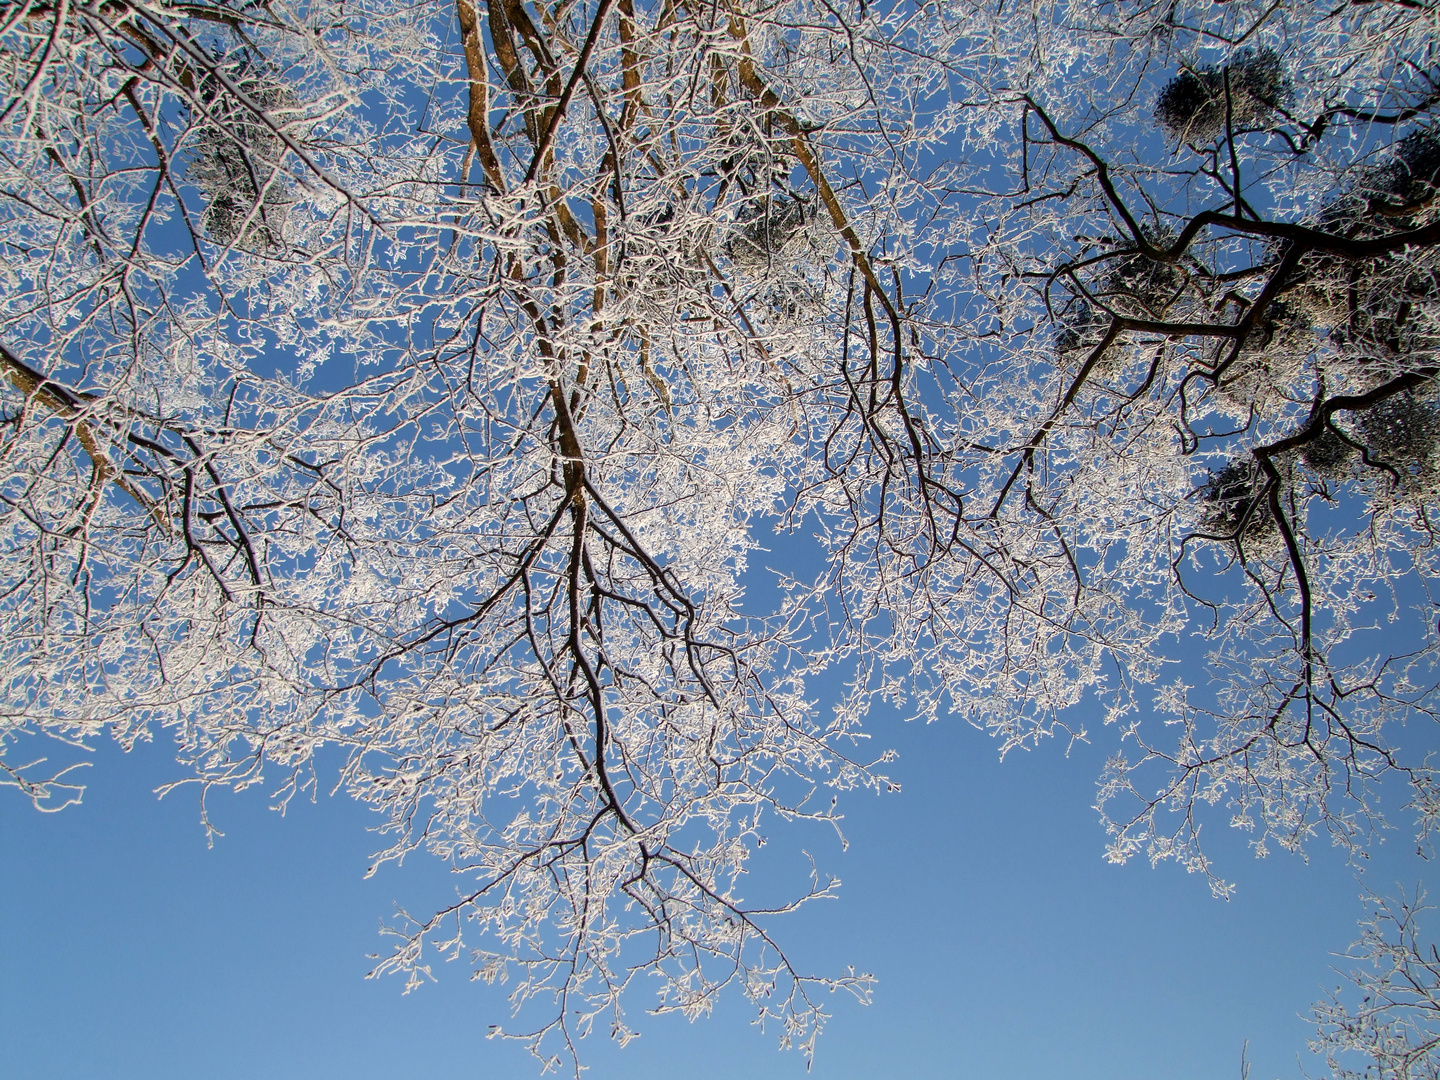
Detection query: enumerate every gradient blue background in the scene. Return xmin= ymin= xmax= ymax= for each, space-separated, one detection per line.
xmin=4 ymin=670 xmax=1427 ymax=1080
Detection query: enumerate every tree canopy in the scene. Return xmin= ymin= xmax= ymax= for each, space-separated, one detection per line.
xmin=2 ymin=0 xmax=1438 ymax=1071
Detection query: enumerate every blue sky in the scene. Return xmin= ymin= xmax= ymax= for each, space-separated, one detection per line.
xmin=4 ymin=669 xmax=1428 ymax=1080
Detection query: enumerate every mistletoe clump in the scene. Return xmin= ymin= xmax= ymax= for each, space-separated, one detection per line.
xmin=1356 ymin=390 xmax=1440 ymax=471
xmin=186 ymin=58 xmax=295 ymax=247
xmin=1367 ymin=130 xmax=1440 ymax=211
xmin=1154 ymin=47 xmax=1290 ymax=142
xmin=1198 ymin=458 xmax=1275 ymax=542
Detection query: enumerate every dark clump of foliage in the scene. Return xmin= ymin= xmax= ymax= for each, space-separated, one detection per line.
xmin=1100 ymin=244 xmax=1185 ymax=317
xmin=186 ymin=56 xmax=293 ymax=248
xmin=1279 ymin=133 xmax=1440 ymax=363
xmin=1154 ymin=48 xmax=1290 ymax=142
xmin=1198 ymin=457 xmax=1275 ymax=541
xmin=1301 ymin=422 xmax=1355 ymax=475
xmin=1054 ymin=299 xmax=1108 ymax=359
xmin=1054 ymin=229 xmax=1187 ymax=351
xmin=1355 ymin=390 xmax=1440 ymax=469
xmin=1363 ymin=129 xmax=1440 ymax=212
xmin=1315 ymin=130 xmax=1440 ymax=238
xmin=726 ymin=195 xmax=815 ymax=266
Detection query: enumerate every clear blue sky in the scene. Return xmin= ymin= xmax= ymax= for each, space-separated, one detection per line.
xmin=4 ymin=663 xmax=1429 ymax=1080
